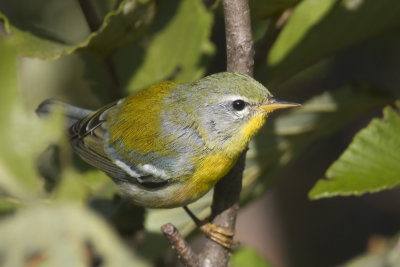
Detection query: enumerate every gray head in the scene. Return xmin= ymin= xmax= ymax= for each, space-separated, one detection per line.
xmin=162 ymin=72 xmax=298 ymax=157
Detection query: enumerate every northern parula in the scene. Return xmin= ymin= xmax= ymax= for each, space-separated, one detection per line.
xmin=37 ymin=72 xmax=299 ymax=247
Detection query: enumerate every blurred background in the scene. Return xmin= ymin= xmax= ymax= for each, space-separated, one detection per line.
xmin=1 ymin=0 xmax=400 ymax=266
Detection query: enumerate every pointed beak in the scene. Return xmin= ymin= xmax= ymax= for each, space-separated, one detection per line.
xmin=258 ymin=97 xmax=301 ymax=112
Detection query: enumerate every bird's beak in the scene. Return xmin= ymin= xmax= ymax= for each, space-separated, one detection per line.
xmin=258 ymin=98 xmax=301 ymax=112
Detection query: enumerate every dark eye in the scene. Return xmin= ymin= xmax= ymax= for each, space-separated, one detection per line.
xmin=232 ymin=99 xmax=246 ymax=111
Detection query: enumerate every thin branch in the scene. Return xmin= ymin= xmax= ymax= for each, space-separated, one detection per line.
xmin=223 ymin=0 xmax=254 ymax=76
xmin=161 ymin=223 xmax=199 ymax=267
xmin=199 ymin=1 xmax=254 ymax=265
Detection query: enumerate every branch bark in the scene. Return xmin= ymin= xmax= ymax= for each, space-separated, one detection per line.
xmin=161 ymin=223 xmax=199 ymax=267
xmin=160 ymin=0 xmax=254 ymax=265
xmin=223 ymin=0 xmax=254 ymax=76
xmin=199 ymin=0 xmax=254 ymax=266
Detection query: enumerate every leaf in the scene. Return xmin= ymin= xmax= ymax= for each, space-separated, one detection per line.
xmin=114 ymin=0 xmax=215 ymax=93
xmin=0 ymin=0 xmax=155 ymax=59
xmin=230 ymin=246 xmax=272 ymax=267
xmin=240 ymin=85 xmax=391 ymax=202
xmin=309 ymin=103 xmax=400 ymax=199
xmin=250 ymin=0 xmax=299 ymax=21
xmin=257 ymin=0 xmax=400 ymax=83
xmin=0 ymin=204 xmax=150 ymax=267
xmin=83 ymin=0 xmax=155 ymax=56
xmin=0 ymin=42 xmax=63 ymax=202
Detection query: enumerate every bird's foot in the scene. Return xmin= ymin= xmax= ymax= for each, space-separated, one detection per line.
xmin=199 ymin=222 xmax=239 ymax=249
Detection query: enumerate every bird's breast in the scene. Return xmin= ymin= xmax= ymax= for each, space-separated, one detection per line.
xmin=174 ymin=153 xmax=238 ymax=204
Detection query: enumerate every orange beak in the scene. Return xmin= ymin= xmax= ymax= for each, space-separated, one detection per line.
xmin=258 ymin=98 xmax=300 ymax=112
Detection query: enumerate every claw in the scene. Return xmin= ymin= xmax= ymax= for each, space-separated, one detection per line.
xmin=199 ymin=222 xmax=239 ymax=249
xmin=199 ymin=222 xmax=234 ymax=236
xmin=183 ymin=206 xmax=240 ymax=249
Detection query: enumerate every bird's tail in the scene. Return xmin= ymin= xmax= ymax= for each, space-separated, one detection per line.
xmin=36 ymin=99 xmax=93 ymax=127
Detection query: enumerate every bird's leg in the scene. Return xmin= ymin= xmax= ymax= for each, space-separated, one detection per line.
xmin=183 ymin=206 xmax=239 ymax=249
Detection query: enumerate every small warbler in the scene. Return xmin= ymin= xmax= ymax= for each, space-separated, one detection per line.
xmin=37 ymin=72 xmax=299 ymax=247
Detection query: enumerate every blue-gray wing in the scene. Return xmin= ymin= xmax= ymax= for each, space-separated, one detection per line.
xmin=69 ymin=102 xmax=170 ymax=189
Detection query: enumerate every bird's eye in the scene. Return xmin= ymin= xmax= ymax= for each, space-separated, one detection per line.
xmin=232 ymin=100 xmax=246 ymax=111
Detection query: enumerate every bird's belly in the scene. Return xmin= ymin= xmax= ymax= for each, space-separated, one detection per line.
xmin=180 ymin=153 xmax=237 ymax=201
xmin=119 ymin=153 xmax=238 ymax=208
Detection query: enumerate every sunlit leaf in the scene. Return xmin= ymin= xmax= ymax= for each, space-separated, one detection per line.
xmin=309 ymin=103 xmax=400 ymax=199
xmin=0 ymin=42 xmax=63 ymax=202
xmin=241 ymin=85 xmax=390 ymax=201
xmin=250 ymin=0 xmax=299 ymax=21
xmin=257 ymin=0 xmax=400 ymax=83
xmin=115 ymin=0 xmax=215 ymax=93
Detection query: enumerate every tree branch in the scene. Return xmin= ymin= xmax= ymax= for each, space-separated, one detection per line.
xmin=223 ymin=0 xmax=254 ymax=76
xmin=161 ymin=0 xmax=254 ymax=265
xmin=199 ymin=0 xmax=254 ymax=265
xmin=161 ymin=223 xmax=199 ymax=267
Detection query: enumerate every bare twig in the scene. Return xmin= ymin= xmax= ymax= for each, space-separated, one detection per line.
xmin=198 ymin=0 xmax=254 ymax=266
xmin=161 ymin=223 xmax=199 ymax=267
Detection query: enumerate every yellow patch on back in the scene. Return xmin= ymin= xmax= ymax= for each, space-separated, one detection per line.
xmin=108 ymin=81 xmax=180 ymax=154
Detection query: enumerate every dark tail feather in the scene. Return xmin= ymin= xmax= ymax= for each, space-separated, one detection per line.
xmin=36 ymin=99 xmax=93 ymax=127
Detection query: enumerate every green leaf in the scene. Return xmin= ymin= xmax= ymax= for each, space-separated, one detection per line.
xmin=0 ymin=204 xmax=150 ymax=267
xmin=51 ymin=169 xmax=116 ymax=203
xmin=115 ymin=0 xmax=215 ymax=93
xmin=257 ymin=0 xmax=400 ymax=83
xmin=250 ymin=0 xmax=299 ymax=21
xmin=309 ymin=103 xmax=400 ymax=199
xmin=82 ymin=0 xmax=155 ymax=56
xmin=0 ymin=42 xmax=63 ymax=202
xmin=230 ymin=246 xmax=272 ymax=267
xmin=241 ymin=85 xmax=390 ymax=202
xmin=0 ymin=0 xmax=155 ymax=59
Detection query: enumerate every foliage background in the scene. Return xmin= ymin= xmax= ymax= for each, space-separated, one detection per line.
xmin=1 ymin=0 xmax=400 ymax=266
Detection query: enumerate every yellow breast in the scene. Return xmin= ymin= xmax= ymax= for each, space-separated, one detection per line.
xmin=175 ymin=153 xmax=238 ymax=204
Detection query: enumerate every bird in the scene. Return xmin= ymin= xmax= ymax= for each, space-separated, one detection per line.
xmin=36 ymin=72 xmax=299 ymax=248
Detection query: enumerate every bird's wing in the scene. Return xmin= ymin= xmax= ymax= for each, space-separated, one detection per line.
xmin=69 ymin=102 xmax=126 ymax=177
xmin=70 ymin=101 xmax=171 ymax=189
